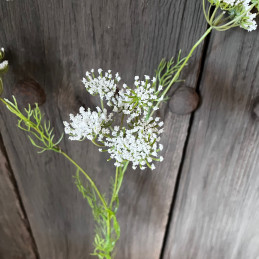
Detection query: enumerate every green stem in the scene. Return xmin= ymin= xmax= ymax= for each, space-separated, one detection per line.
xmin=210 ymin=6 xmax=218 ymax=24
xmin=202 ymin=0 xmax=210 ymax=24
xmin=100 ymin=98 xmax=104 ymax=110
xmin=114 ymin=162 xmax=129 ymax=198
xmin=104 ymin=162 xmax=129 ymax=258
xmin=149 ymin=26 xmax=213 ymax=119
xmin=110 ymin=166 xmax=119 ymax=208
xmin=92 ymin=138 xmax=105 ymax=147
xmin=60 ymin=150 xmax=108 ymax=210
xmin=107 ymin=213 xmax=111 ymax=245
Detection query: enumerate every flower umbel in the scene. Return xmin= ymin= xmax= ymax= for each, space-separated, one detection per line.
xmin=82 ymin=69 xmax=120 ymax=102
xmin=2 ymin=0 xmax=259 ymax=257
xmin=102 ymin=117 xmax=164 ymax=170
xmin=64 ymin=107 xmax=113 ymax=141
xmin=65 ymin=70 xmax=166 ymax=170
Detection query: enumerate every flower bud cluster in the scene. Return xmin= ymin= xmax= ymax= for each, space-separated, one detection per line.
xmin=208 ymin=0 xmax=258 ymax=31
xmin=64 ymin=69 xmax=165 ymax=170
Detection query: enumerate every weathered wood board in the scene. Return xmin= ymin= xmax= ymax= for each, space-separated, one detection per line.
xmin=0 ymin=0 xmax=208 ymax=258
xmin=0 ymin=134 xmax=37 ymax=259
xmin=163 ymin=29 xmax=259 ymax=258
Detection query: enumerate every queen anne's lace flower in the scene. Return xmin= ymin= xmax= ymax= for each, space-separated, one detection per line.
xmin=82 ymin=69 xmax=121 ymax=102
xmin=64 ymin=107 xmax=113 ymax=141
xmin=110 ymin=76 xmax=163 ymax=123
xmin=64 ymin=69 xmax=165 ymax=170
xmin=102 ymin=117 xmax=164 ymax=170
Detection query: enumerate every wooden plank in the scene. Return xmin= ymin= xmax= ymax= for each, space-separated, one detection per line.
xmin=0 ymin=134 xmax=37 ymax=259
xmin=163 ymin=29 xmax=259 ymax=258
xmin=0 ymin=0 xmax=207 ymax=258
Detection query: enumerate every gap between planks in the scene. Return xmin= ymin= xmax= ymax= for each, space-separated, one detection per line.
xmin=0 ymin=132 xmax=40 ymax=259
xmin=159 ymin=25 xmax=213 ymax=259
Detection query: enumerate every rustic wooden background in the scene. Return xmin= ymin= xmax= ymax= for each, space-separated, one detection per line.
xmin=0 ymin=0 xmax=258 ymax=258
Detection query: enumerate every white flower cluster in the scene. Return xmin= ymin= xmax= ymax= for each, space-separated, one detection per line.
xmin=0 ymin=60 xmax=8 ymax=70
xmin=102 ymin=117 xmax=164 ymax=170
xmin=64 ymin=68 xmax=165 ymax=170
xmin=111 ymin=75 xmax=163 ymax=123
xmin=64 ymin=107 xmax=113 ymax=141
xmin=82 ymin=69 xmax=121 ymax=101
xmin=209 ymin=0 xmax=258 ymax=31
xmin=0 ymin=48 xmax=8 ymax=71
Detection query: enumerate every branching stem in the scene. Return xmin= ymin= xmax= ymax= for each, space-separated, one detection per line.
xmin=149 ymin=26 xmax=213 ymax=118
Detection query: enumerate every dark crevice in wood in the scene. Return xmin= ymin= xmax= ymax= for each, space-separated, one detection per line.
xmin=0 ymin=132 xmax=40 ymax=259
xmin=159 ymin=25 xmax=212 ymax=259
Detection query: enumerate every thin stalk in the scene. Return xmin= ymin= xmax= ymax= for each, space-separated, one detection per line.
xmin=109 ymin=166 xmax=119 ymax=208
xmin=107 ymin=213 xmax=111 ymax=245
xmin=203 ymin=0 xmax=210 ymax=23
xmin=114 ymin=162 xmax=129 ymax=198
xmin=149 ymin=26 xmax=213 ymax=119
xmin=210 ymin=6 xmax=218 ymax=24
xmin=105 ymin=162 xmax=129 ymax=258
xmin=100 ymin=98 xmax=104 ymax=110
xmin=92 ymin=138 xmax=105 ymax=147
xmin=60 ymin=150 xmax=109 ymax=210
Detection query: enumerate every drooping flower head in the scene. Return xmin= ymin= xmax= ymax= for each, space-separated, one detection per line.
xmin=206 ymin=0 xmax=259 ymax=31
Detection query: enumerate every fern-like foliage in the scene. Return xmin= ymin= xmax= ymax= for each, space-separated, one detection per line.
xmin=147 ymin=51 xmax=187 ymax=118
xmin=155 ymin=50 xmax=187 ymax=97
xmin=74 ymin=168 xmax=121 ymax=259
xmin=1 ymin=94 xmax=124 ymax=258
xmin=2 ymin=96 xmax=63 ymax=153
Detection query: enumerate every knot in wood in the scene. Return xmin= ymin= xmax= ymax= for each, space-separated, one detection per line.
xmin=169 ymin=86 xmax=199 ymax=115
xmin=13 ymin=78 xmax=46 ymax=108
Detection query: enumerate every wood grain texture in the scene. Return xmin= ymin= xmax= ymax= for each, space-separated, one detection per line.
xmin=0 ymin=0 xmax=207 ymax=258
xmin=0 ymin=134 xmax=37 ymax=259
xmin=163 ymin=29 xmax=259 ymax=259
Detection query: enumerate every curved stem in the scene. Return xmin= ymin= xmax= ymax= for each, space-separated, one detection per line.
xmin=92 ymin=138 xmax=105 ymax=147
xmin=202 ymin=0 xmax=210 ymax=24
xmin=60 ymin=150 xmax=108 ymax=210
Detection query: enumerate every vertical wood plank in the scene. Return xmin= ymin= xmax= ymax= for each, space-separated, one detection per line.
xmin=163 ymin=29 xmax=259 ymax=259
xmin=0 ymin=134 xmax=37 ymax=259
xmin=0 ymin=0 xmax=207 ymax=258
